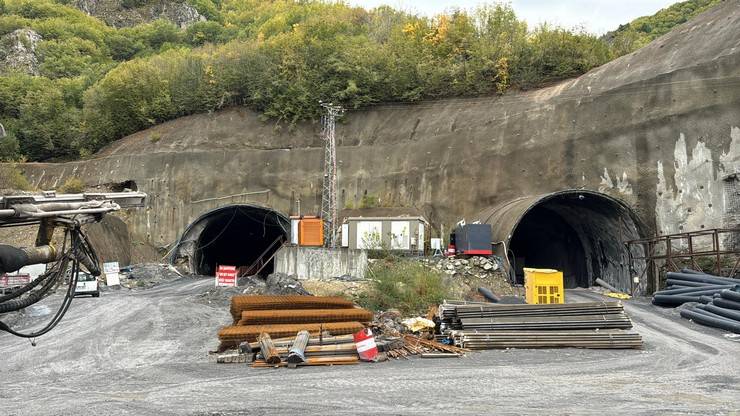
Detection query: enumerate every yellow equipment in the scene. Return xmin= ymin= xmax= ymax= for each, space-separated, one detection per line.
xmin=524 ymin=268 xmax=564 ymax=304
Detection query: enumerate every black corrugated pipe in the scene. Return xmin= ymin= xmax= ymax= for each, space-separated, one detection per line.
xmin=655 ymin=285 xmax=738 ymax=296
xmin=698 ymin=295 xmax=717 ymax=304
xmin=665 ymin=279 xmax=709 ymax=287
xmin=713 ymin=298 xmax=740 ymax=311
xmin=666 ymin=272 xmax=739 ymax=286
xmin=700 ymin=304 xmax=740 ymax=321
xmin=680 ymin=308 xmax=740 ymax=334
xmin=680 ymin=268 xmax=705 ymax=275
xmin=477 ymin=287 xmax=500 ymax=303
xmin=652 ymin=294 xmax=702 ymax=306
xmin=720 ymin=289 xmax=740 ymax=302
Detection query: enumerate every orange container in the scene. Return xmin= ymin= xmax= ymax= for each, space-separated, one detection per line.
xmin=298 ymin=217 xmax=324 ymax=246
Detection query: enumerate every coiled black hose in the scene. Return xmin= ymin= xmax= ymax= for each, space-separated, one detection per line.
xmin=0 ymin=228 xmax=94 ymax=338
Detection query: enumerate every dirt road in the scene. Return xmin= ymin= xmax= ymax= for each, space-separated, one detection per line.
xmin=1 ymin=278 xmax=738 ymax=415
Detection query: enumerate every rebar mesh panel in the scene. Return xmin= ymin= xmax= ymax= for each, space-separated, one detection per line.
xmin=218 ymin=321 xmax=365 ymax=344
xmin=229 ymin=295 xmax=355 ymax=322
xmin=238 ymin=308 xmax=373 ymax=326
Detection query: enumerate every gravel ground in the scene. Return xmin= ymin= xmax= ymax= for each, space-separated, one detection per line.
xmin=1 ymin=278 xmax=739 ymax=416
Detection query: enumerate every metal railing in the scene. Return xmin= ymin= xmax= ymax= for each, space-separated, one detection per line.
xmin=626 ymin=228 xmax=740 ymax=292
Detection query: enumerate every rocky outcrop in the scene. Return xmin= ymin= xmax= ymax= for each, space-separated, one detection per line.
xmin=74 ymin=0 xmax=205 ymax=28
xmin=0 ymin=28 xmax=42 ymax=75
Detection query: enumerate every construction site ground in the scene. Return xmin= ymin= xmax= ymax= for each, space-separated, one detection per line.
xmin=1 ymin=278 xmax=738 ymax=416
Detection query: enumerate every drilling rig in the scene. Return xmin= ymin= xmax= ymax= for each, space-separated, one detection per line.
xmin=0 ymin=190 xmax=146 ymax=339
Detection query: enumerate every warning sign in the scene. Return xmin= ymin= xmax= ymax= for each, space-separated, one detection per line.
xmin=216 ymin=265 xmax=237 ymax=287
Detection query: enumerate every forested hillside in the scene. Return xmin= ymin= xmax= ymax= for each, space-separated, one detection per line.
xmin=605 ymin=0 xmax=722 ymax=56
xmin=0 ymin=0 xmax=722 ymax=162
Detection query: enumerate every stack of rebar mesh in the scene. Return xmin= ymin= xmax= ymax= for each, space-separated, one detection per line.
xmin=440 ymin=300 xmax=643 ymax=349
xmin=652 ymin=269 xmax=740 ymax=334
xmin=217 ymin=295 xmax=371 ymax=350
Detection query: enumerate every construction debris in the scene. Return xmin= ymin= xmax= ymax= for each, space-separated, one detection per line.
xmin=437 ymin=300 xmax=643 ymax=349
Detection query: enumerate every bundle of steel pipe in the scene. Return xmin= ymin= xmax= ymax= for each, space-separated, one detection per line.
xmin=439 ymin=301 xmax=627 ymax=330
xmin=237 ymin=308 xmax=373 ymax=326
xmin=451 ymin=329 xmax=643 ymax=349
xmin=652 ymin=270 xmax=740 ymax=307
xmin=679 ymin=288 xmax=740 ymax=334
xmin=459 ymin=313 xmax=633 ymax=331
xmin=229 ymin=295 xmax=355 ymax=323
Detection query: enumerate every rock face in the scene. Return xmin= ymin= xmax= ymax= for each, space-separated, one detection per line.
xmin=0 ymin=29 xmax=42 ymax=75
xmin=74 ymin=0 xmax=205 ymax=28
xmin=14 ymin=2 xmax=740 ymax=255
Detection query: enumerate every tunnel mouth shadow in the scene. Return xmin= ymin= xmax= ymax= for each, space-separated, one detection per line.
xmin=478 ymin=190 xmax=647 ymax=293
xmin=170 ymin=204 xmax=289 ymax=276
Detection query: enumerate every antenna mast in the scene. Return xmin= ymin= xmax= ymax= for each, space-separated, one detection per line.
xmin=320 ymin=102 xmax=343 ymax=248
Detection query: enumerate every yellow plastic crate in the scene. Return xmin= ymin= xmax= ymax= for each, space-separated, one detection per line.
xmin=524 ymin=268 xmax=564 ymax=304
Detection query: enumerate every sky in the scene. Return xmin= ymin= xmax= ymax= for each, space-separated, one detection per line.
xmin=346 ymin=0 xmax=681 ymax=35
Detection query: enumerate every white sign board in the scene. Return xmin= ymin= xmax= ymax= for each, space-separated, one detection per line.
xmin=431 ymin=238 xmax=442 ymax=250
xmin=216 ymin=265 xmax=238 ymax=287
xmin=417 ymin=225 xmax=425 ymax=251
xmin=103 ymin=262 xmax=120 ymax=286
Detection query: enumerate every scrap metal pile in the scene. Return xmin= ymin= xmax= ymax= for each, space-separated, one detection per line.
xmin=437 ymin=300 xmax=643 ymax=349
xmin=217 ymin=295 xmax=370 ymax=349
xmin=215 ymin=295 xmax=471 ymax=367
xmin=652 ymin=269 xmax=740 ymax=334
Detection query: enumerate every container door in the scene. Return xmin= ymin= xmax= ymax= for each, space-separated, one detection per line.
xmin=341 ymin=224 xmax=349 ymax=247
xmin=290 ymin=219 xmax=300 ymax=245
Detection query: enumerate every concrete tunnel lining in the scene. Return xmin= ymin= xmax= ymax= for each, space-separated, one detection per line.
xmin=170 ymin=204 xmax=290 ymax=276
xmin=476 ymin=190 xmax=647 ymax=293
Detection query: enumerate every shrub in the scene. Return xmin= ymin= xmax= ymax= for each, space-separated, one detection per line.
xmin=0 ymin=163 xmax=32 ymax=190
xmin=357 ymin=259 xmax=449 ymax=315
xmin=57 ymin=176 xmax=84 ymax=193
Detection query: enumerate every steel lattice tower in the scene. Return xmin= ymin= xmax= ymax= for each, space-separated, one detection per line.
xmin=320 ymin=103 xmax=343 ymax=248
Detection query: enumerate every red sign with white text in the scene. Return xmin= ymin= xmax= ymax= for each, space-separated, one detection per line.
xmin=216 ymin=265 xmax=237 ymax=287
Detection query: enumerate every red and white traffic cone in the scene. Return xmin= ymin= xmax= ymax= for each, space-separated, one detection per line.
xmin=353 ymin=328 xmax=378 ymax=362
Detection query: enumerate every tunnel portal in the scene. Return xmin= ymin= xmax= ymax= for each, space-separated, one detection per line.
xmin=171 ymin=205 xmax=289 ymax=276
xmin=479 ymin=190 xmax=646 ymax=292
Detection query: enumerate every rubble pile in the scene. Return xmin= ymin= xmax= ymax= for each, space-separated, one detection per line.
xmin=193 ymin=273 xmax=309 ymax=307
xmin=118 ymin=263 xmax=182 ymax=289
xmin=421 ymin=256 xmax=515 ymax=298
xmin=425 ymin=255 xmax=501 ymax=276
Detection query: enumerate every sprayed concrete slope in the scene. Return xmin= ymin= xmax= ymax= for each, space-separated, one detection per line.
xmin=17 ymin=1 xmax=740 ymax=250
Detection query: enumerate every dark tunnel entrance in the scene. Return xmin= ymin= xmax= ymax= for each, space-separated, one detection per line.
xmin=510 ymin=204 xmax=589 ymax=288
xmin=171 ymin=205 xmax=290 ymax=276
xmin=479 ymin=191 xmax=646 ymax=293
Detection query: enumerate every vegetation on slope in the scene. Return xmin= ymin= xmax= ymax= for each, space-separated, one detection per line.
xmin=606 ymin=0 xmax=722 ymax=56
xmin=0 ymin=0 xmax=723 ymax=162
